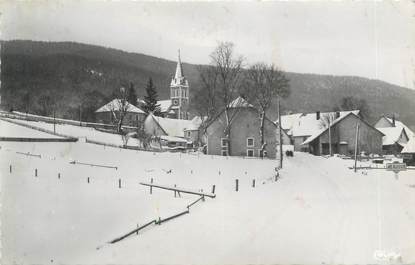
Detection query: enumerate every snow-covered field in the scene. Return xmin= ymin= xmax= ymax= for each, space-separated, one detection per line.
xmin=0 ymin=119 xmax=63 ymax=139
xmin=3 ymin=119 xmax=140 ymax=146
xmin=1 ymin=122 xmax=415 ymax=264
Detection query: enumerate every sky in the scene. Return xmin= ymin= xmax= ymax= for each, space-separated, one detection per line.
xmin=1 ymin=0 xmax=415 ymax=89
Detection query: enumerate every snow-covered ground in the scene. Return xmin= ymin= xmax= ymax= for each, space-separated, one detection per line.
xmin=1 ymin=122 xmax=415 ymax=264
xmin=3 ymin=119 xmax=140 ymax=147
xmin=0 ymin=119 xmax=63 ymax=139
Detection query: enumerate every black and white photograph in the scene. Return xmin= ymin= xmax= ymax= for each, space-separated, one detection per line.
xmin=1 ymin=0 xmax=415 ymax=264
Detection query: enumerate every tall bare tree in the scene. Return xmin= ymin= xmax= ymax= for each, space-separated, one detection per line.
xmin=110 ymin=86 xmax=130 ymax=133
xmin=243 ymin=63 xmax=290 ymax=157
xmin=208 ymin=42 xmax=244 ymax=155
xmin=191 ymin=65 xmax=220 ymax=142
xmin=319 ymin=112 xmax=337 ymax=156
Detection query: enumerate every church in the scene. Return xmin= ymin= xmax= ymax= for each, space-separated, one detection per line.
xmin=96 ymin=50 xmax=191 ymax=127
xmin=140 ymin=50 xmax=190 ymax=120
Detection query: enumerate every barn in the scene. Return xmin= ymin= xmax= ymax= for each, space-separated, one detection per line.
xmin=302 ymin=112 xmax=384 ymax=156
xmin=279 ymin=110 xmax=360 ymax=152
xmin=205 ymin=97 xmax=290 ymax=158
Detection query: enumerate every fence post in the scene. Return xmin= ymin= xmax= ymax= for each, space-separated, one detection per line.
xmin=119 ymin=178 xmax=121 ymax=188
xmin=174 ymin=184 xmax=177 ymax=197
xmin=35 ymin=168 xmax=38 ymax=177
xmin=87 ymin=177 xmax=90 ymax=184
xmin=252 ymin=179 xmax=255 ymax=188
xmin=212 ymin=185 xmax=216 ymax=194
xmin=235 ymin=179 xmax=239 ymax=192
xmin=150 ymin=178 xmax=153 ymax=194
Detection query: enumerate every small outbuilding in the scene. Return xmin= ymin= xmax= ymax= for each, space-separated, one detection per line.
xmin=144 ymin=113 xmax=197 ymax=148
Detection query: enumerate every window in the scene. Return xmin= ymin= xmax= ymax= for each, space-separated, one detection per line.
xmin=247 ymin=137 xmax=254 ymax=147
xmin=221 ymin=150 xmax=228 ymax=156
xmin=221 ymin=138 xmax=228 ymax=148
xmin=247 ymin=149 xmax=254 ymax=157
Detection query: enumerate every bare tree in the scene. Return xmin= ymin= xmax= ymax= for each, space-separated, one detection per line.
xmin=319 ymin=112 xmax=337 ymax=156
xmin=109 ymin=86 xmax=130 ymax=133
xmin=243 ymin=63 xmax=290 ymax=157
xmin=191 ymin=65 xmax=220 ymax=143
xmin=208 ymin=42 xmax=244 ymax=155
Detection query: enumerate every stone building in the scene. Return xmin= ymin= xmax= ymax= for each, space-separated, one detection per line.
xmin=205 ymin=97 xmax=290 ymax=158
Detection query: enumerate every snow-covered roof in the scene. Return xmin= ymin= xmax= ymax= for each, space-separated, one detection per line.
xmin=377 ymin=127 xmax=407 ymax=146
xmin=227 ymin=96 xmax=254 ymax=108
xmin=290 ymin=110 xmax=360 ymax=138
xmin=185 ymin=116 xmax=204 ymax=131
xmin=301 ymin=111 xmax=370 ymax=145
xmin=95 ymin=99 xmax=145 ymax=114
xmin=160 ymin=135 xmax=188 ymax=143
xmin=149 ymin=114 xmax=194 ymax=137
xmin=136 ymin=98 xmax=145 ymax=105
xmin=384 ymin=117 xmax=414 ymax=139
xmin=402 ymin=137 xmax=415 ymax=153
xmin=158 ymin=100 xmax=172 ymax=113
xmin=279 ymin=113 xmax=304 ymax=135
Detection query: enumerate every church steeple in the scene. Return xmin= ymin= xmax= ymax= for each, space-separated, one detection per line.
xmin=174 ymin=49 xmax=184 ymax=80
xmin=170 ymin=49 xmax=190 ymax=120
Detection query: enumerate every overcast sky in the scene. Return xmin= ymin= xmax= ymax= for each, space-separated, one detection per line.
xmin=2 ymin=1 xmax=415 ymax=89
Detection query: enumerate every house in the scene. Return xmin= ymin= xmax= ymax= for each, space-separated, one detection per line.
xmin=279 ymin=110 xmax=360 ymax=152
xmin=374 ymin=115 xmax=414 ymax=154
xmin=95 ymin=99 xmax=146 ymax=126
xmin=183 ymin=116 xmax=205 ymax=146
xmin=144 ymin=113 xmax=197 ymax=149
xmin=377 ymin=127 xmax=409 ymax=154
xmin=205 ymin=97 xmax=290 ymax=158
xmin=401 ymin=137 xmax=415 ymax=166
xmin=302 ymin=112 xmax=384 ymax=156
xmin=374 ymin=115 xmax=414 ymax=138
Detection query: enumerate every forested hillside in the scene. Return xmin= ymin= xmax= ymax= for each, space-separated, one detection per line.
xmin=1 ymin=40 xmax=414 ymax=129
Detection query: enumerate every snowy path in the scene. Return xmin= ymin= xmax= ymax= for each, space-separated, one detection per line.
xmin=1 ymin=140 xmax=415 ymax=264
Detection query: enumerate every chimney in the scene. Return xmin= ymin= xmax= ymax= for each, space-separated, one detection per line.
xmin=392 ymin=114 xmax=396 ymax=127
xmin=336 ymin=111 xmax=340 ymax=119
xmin=316 ymin=111 xmax=320 ymax=120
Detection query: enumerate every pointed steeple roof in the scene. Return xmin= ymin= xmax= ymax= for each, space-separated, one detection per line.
xmin=171 ymin=49 xmax=188 ymax=87
xmin=175 ymin=49 xmax=184 ymax=80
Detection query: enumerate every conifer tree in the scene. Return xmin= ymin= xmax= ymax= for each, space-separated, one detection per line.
xmin=143 ymin=78 xmax=161 ymax=115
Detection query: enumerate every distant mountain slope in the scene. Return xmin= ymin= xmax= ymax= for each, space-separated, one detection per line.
xmin=1 ymin=40 xmax=414 ymax=130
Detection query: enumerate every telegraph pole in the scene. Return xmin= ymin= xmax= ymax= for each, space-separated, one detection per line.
xmin=328 ymin=119 xmax=332 ymax=156
xmin=278 ymin=97 xmax=283 ymax=169
xmin=354 ymin=123 xmax=360 ymax=172
xmin=53 ymin=109 xmax=56 ymax=134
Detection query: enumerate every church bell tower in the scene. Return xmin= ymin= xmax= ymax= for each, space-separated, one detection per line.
xmin=170 ymin=50 xmax=189 ymax=120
